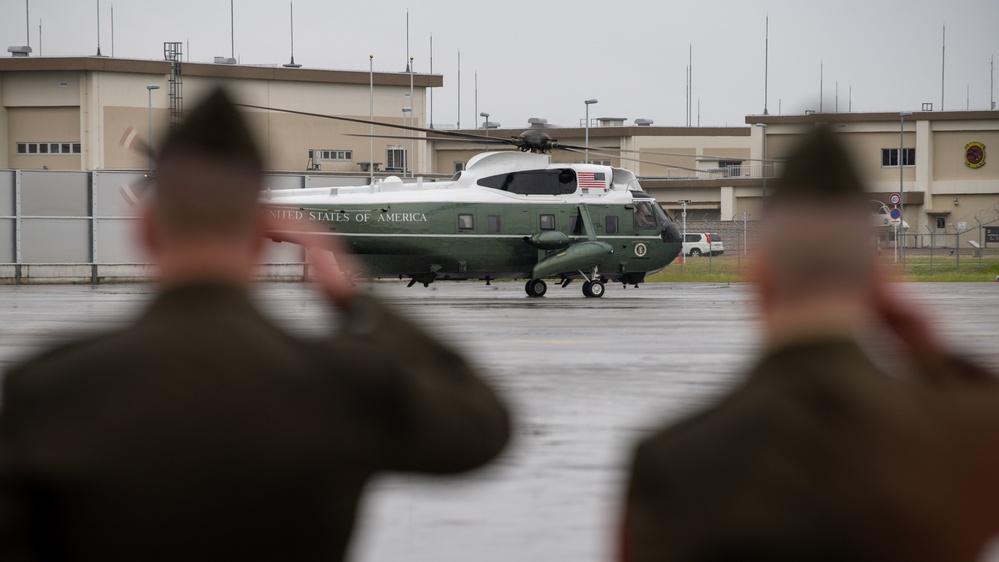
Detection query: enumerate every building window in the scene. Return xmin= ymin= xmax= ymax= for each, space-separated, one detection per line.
xmin=540 ymin=214 xmax=556 ymax=231
xmin=454 ymin=162 xmax=466 ymax=173
xmin=881 ymin=148 xmax=915 ymax=167
xmin=16 ymin=142 xmax=81 ymax=155
xmin=936 ymin=217 xmax=946 ymax=229
xmin=386 ymin=146 xmax=406 ymax=171
xmin=487 ymin=214 xmax=501 ymax=234
xmin=458 ymin=213 xmax=474 ymax=230
xmin=318 ymin=149 xmax=352 ymax=161
xmin=605 ymin=215 xmax=619 ymax=234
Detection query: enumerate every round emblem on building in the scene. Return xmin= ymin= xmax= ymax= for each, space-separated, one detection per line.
xmin=965 ymin=142 xmax=986 ymax=169
xmin=634 ymin=243 xmax=648 ymax=257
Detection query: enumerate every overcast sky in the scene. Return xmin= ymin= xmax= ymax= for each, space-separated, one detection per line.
xmin=3 ymin=0 xmax=998 ymax=129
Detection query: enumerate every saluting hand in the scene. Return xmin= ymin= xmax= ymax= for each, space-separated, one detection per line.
xmin=261 ymin=214 xmax=364 ymax=308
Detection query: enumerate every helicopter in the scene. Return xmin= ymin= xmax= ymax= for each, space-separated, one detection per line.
xmin=236 ymin=104 xmax=683 ymax=297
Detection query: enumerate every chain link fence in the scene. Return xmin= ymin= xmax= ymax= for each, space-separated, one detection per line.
xmin=669 ymin=206 xmax=999 ymax=277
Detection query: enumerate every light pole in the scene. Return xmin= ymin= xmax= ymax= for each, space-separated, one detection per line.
xmin=145 ymin=83 xmax=160 ymax=172
xmin=756 ymin=122 xmax=768 ymax=204
xmin=402 ymin=107 xmax=412 ymax=176
xmin=900 ymin=111 xmax=912 ymax=265
xmin=479 ymin=112 xmax=490 ymax=136
xmin=584 ymin=99 xmax=598 ymax=163
xmin=408 ymin=57 xmax=414 ymax=177
xmin=369 ymin=54 xmax=374 ymax=184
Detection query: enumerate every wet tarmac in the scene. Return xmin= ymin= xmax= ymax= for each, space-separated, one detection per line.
xmin=1 ymin=281 xmax=998 ymax=561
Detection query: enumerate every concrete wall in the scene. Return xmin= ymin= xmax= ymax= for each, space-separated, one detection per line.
xmin=0 ymin=169 xmax=436 ymax=284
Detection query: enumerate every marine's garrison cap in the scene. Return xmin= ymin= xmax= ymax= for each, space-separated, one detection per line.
xmin=774 ymin=125 xmax=865 ymax=201
xmin=158 ymin=87 xmax=263 ymax=170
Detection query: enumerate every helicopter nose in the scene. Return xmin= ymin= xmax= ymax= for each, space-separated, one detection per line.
xmin=661 ymin=223 xmax=681 ymax=243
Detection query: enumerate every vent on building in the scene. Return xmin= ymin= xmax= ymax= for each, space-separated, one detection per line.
xmin=214 ymin=57 xmax=237 ymax=64
xmin=635 ymin=119 xmax=654 ymax=126
xmin=7 ymin=46 xmax=31 ymax=57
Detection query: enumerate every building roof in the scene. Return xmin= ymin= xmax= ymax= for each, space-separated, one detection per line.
xmin=746 ymin=110 xmax=999 ymax=125
xmin=453 ymin=125 xmax=751 ymax=138
xmin=0 ymin=56 xmax=443 ymax=88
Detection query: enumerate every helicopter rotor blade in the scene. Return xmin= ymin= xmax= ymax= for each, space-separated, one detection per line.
xmin=235 ymin=103 xmax=521 ymax=147
xmin=344 ymin=132 xmax=510 ymax=145
xmin=558 ymin=146 xmax=705 ymax=174
xmin=119 ymin=126 xmax=155 ymax=160
xmin=570 ymin=144 xmax=781 ymax=164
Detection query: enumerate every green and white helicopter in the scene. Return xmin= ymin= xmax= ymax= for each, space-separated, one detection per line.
xmin=240 ymin=105 xmax=684 ymax=298
xmin=246 ymin=104 xmax=683 ymax=298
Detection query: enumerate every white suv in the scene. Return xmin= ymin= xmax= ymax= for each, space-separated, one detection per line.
xmin=682 ymin=233 xmax=725 ymax=257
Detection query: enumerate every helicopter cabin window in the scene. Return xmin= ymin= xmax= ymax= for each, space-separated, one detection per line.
xmin=386 ymin=146 xmax=406 ymax=172
xmin=487 ymin=214 xmax=501 ymax=234
xmin=605 ymin=215 xmax=619 ymax=234
xmin=569 ymin=214 xmax=583 ymax=235
xmin=458 ymin=214 xmax=475 ymax=230
xmin=539 ymin=214 xmax=556 ymax=231
xmin=478 ymin=169 xmax=577 ymax=195
xmin=633 ymin=200 xmax=659 ymax=230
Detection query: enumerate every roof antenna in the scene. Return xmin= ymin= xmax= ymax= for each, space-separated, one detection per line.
xmin=95 ymin=0 xmax=104 ymax=56
xmin=405 ymin=10 xmax=410 ymax=72
xmin=283 ymin=2 xmax=301 ymax=68
xmin=429 ymin=34 xmax=434 ymax=129
xmin=763 ymin=14 xmax=769 ymax=115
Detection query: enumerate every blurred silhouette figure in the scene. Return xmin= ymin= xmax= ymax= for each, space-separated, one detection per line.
xmin=0 ymin=89 xmax=509 ymax=561
xmin=622 ymin=126 xmax=999 ymax=562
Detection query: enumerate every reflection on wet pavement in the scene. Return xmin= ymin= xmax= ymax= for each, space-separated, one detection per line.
xmin=1 ymin=281 xmax=997 ymax=562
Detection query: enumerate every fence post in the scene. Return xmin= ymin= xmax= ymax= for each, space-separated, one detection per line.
xmin=928 ymin=225 xmax=933 ymax=274
xmin=14 ymin=170 xmax=22 ymax=285
xmin=975 ymin=218 xmax=984 ymax=271
xmin=956 ymin=230 xmax=960 ymax=273
xmin=90 ymin=171 xmax=98 ymax=285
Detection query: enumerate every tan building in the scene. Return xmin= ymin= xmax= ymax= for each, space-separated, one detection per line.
xmin=0 ymin=56 xmax=440 ymax=174
xmin=747 ymin=112 xmax=999 ymax=245
xmin=3 ymin=55 xmax=997 ymax=241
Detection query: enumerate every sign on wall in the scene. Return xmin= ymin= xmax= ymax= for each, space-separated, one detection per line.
xmin=965 ymin=142 xmax=986 ymax=169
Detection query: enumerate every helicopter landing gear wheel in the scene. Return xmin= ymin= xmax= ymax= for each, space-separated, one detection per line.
xmin=525 ymin=279 xmax=547 ymax=298
xmin=582 ymin=280 xmax=605 ymax=298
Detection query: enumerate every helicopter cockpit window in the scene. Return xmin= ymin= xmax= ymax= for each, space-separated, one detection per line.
xmin=633 ymin=200 xmax=659 ymax=230
xmin=478 ymin=170 xmax=576 ymax=195
xmin=869 ymin=200 xmax=889 ymax=214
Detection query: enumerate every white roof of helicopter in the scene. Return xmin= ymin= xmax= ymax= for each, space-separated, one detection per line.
xmin=264 ymin=151 xmax=643 ymax=206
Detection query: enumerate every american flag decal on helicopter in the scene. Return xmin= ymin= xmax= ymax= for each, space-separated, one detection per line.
xmin=577 ymin=171 xmax=606 ymax=190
